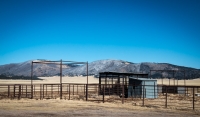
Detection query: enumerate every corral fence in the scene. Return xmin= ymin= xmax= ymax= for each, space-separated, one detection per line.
xmin=0 ymin=83 xmax=200 ymax=111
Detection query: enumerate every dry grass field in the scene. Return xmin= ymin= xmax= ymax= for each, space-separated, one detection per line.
xmin=0 ymin=76 xmax=200 ymax=117
xmin=1 ymin=76 xmax=200 ymax=86
xmin=0 ymin=76 xmax=99 ymax=84
xmin=0 ymin=98 xmax=200 ymax=117
xmin=157 ymin=78 xmax=200 ymax=86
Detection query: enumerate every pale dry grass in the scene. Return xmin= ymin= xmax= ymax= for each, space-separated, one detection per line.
xmin=0 ymin=76 xmax=99 ymax=84
xmin=0 ymin=98 xmax=199 ymax=117
xmin=1 ymin=76 xmax=200 ymax=86
xmin=157 ymin=78 xmax=200 ymax=86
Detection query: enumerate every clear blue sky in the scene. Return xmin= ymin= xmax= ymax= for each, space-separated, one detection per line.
xmin=0 ymin=0 xmax=200 ymax=69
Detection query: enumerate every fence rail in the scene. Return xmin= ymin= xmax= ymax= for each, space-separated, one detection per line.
xmin=0 ymin=83 xmax=200 ymax=111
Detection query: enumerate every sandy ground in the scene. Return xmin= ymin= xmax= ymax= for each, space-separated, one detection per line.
xmin=0 ymin=99 xmax=199 ymax=117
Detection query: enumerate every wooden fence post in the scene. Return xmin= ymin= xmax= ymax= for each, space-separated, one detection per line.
xmin=69 ymin=84 xmax=70 ymax=100
xmin=18 ymin=85 xmax=21 ymax=100
xmin=122 ymin=84 xmax=124 ymax=104
xmin=142 ymin=85 xmax=145 ymax=106
xmin=8 ymin=85 xmax=10 ymax=98
xmin=73 ymin=85 xmax=74 ymax=95
xmin=77 ymin=85 xmax=78 ymax=95
xmin=21 ymin=85 xmax=23 ymax=96
xmin=26 ymin=85 xmax=27 ymax=98
xmin=43 ymin=84 xmax=44 ymax=99
xmin=84 ymin=85 xmax=85 ymax=96
xmin=51 ymin=84 xmax=53 ymax=98
xmin=86 ymin=84 xmax=88 ymax=101
xmin=14 ymin=85 xmax=16 ymax=98
xmin=46 ymin=85 xmax=47 ymax=95
xmin=154 ymin=82 xmax=155 ymax=98
xmin=34 ymin=85 xmax=35 ymax=95
xmin=103 ymin=85 xmax=105 ymax=103
xmin=193 ymin=87 xmax=195 ymax=110
xmin=40 ymin=84 xmax=42 ymax=100
xmin=60 ymin=84 xmax=62 ymax=99
xmin=165 ymin=86 xmax=168 ymax=108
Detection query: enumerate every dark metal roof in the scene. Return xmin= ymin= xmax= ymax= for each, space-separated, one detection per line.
xmin=99 ymin=72 xmax=148 ymax=76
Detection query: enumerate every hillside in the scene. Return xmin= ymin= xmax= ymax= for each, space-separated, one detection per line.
xmin=0 ymin=59 xmax=200 ymax=79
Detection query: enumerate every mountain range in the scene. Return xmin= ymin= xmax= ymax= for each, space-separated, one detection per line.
xmin=0 ymin=59 xmax=200 ymax=79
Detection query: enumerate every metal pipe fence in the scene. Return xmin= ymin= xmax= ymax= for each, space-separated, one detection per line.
xmin=0 ymin=83 xmax=199 ymax=111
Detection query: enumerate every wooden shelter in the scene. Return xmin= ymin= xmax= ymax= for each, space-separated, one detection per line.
xmin=99 ymin=72 xmax=148 ymax=97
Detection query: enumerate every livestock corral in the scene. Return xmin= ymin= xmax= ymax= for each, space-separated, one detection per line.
xmin=0 ymin=76 xmax=200 ymax=113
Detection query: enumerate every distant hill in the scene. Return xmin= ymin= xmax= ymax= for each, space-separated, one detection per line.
xmin=0 ymin=74 xmax=42 ymax=80
xmin=0 ymin=59 xmax=200 ymax=79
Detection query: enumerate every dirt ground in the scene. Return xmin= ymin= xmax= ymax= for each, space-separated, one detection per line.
xmin=0 ymin=99 xmax=199 ymax=117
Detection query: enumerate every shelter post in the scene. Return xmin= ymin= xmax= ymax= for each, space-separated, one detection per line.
xmin=60 ymin=59 xmax=62 ymax=99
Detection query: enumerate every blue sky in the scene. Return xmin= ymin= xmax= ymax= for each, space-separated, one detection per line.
xmin=0 ymin=0 xmax=200 ymax=69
